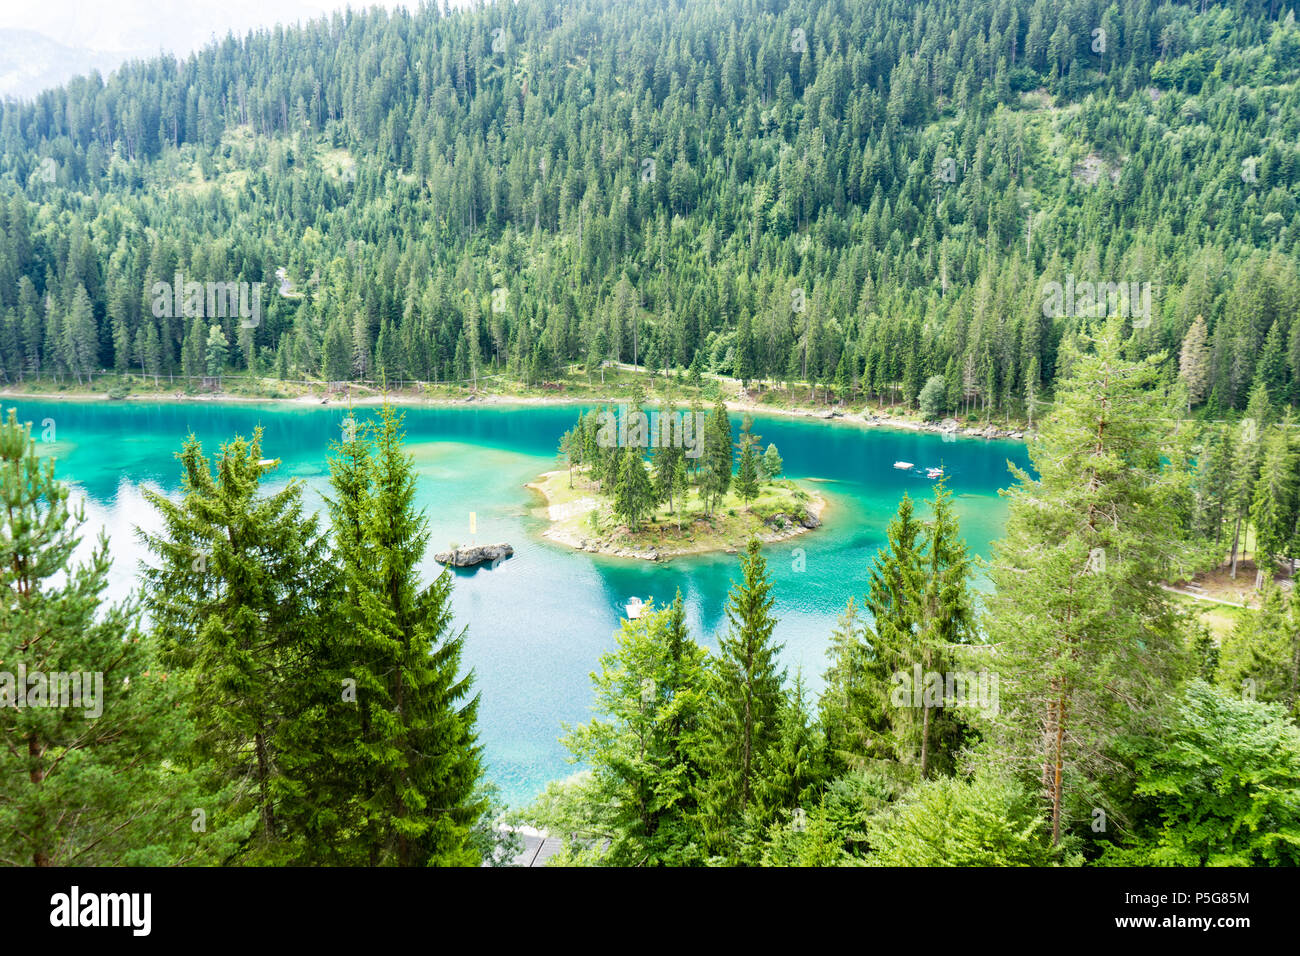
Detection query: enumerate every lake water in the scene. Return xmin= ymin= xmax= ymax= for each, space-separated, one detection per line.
xmin=5 ymin=398 xmax=1032 ymax=807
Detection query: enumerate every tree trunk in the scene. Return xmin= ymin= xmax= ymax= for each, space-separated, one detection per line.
xmin=254 ymin=730 xmax=275 ymax=841
xmin=1050 ymin=684 xmax=1067 ymax=846
xmin=1230 ymin=514 xmax=1242 ymax=578
xmin=29 ymin=734 xmax=49 ymax=866
xmin=920 ymin=702 xmax=931 ymax=778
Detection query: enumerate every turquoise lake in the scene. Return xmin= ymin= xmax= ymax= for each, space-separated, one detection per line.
xmin=6 ymin=398 xmax=1032 ymax=807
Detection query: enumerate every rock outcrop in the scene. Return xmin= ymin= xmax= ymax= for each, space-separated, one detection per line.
xmin=434 ymin=542 xmax=514 ymax=567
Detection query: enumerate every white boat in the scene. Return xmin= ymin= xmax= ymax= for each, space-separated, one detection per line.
xmin=893 ymin=461 xmax=914 ymax=470
xmin=625 ymin=597 xmax=645 ymax=619
xmin=927 ymin=467 xmax=944 ymax=479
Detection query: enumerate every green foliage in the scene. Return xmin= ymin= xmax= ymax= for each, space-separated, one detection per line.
xmin=614 ymin=446 xmax=656 ymax=532
xmin=1105 ymin=682 xmax=1300 ymax=867
xmin=0 ymin=409 xmax=188 ymax=865
xmin=556 ymin=595 xmax=709 ymax=866
xmin=697 ymin=539 xmax=785 ymax=857
xmin=866 ymin=769 xmax=1067 ymax=867
xmin=918 ymin=375 xmax=947 ymax=420
xmin=306 ymin=403 xmax=486 ymax=866
xmin=761 ymin=443 xmax=783 ymax=480
xmin=139 ymin=427 xmax=334 ymax=862
xmin=1217 ymin=584 xmax=1300 ymax=721
xmin=985 ymin=319 xmax=1192 ymax=845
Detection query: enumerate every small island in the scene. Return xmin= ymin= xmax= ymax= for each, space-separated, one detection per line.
xmin=434 ymin=542 xmax=514 ymax=567
xmin=527 ymin=405 xmax=826 ymax=561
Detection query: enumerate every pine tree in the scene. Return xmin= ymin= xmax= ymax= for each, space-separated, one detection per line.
xmin=985 ymin=319 xmax=1190 ymax=846
xmin=204 ymin=323 xmax=228 ymax=377
xmin=1249 ymin=417 xmax=1298 ymax=587
xmin=1179 ymin=314 xmax=1211 ymax=410
xmin=700 ymin=401 xmax=732 ymax=515
xmin=820 ymin=597 xmax=891 ymax=772
xmin=316 ymin=404 xmax=486 ymax=865
xmin=560 ymin=595 xmax=709 ymax=865
xmin=1228 ymin=384 xmax=1270 ymax=578
xmin=323 ymin=318 xmax=352 ymax=381
xmin=139 ymin=427 xmax=333 ymax=860
xmin=1192 ymin=425 xmax=1234 ymax=547
xmin=751 ymin=671 xmax=825 ymax=836
xmin=735 ymin=433 xmax=760 ymax=505
xmin=651 ymin=412 xmax=683 ymax=510
xmin=0 ymin=409 xmax=181 ymax=865
xmin=670 ymin=453 xmax=689 ymax=530
xmin=861 ymin=490 xmax=971 ymax=778
xmin=1217 ymin=583 xmax=1300 ymax=721
xmin=697 ymin=539 xmax=786 ymax=857
xmin=614 ymin=446 xmax=655 ymax=531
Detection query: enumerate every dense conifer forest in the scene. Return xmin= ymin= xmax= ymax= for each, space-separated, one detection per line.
xmin=0 ymin=0 xmax=1298 ymax=417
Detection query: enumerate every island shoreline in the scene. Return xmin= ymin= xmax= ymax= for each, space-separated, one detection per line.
xmin=524 ymin=470 xmax=829 ymax=562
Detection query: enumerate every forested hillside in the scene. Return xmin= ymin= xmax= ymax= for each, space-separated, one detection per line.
xmin=1 ymin=0 xmax=1299 ymax=414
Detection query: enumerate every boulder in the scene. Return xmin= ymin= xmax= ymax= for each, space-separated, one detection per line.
xmin=434 ymin=542 xmax=514 ymax=567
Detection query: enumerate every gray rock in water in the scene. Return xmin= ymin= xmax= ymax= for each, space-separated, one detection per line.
xmin=434 ymin=542 xmax=514 ymax=567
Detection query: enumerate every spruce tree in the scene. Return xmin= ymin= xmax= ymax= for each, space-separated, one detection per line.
xmin=614 ymin=446 xmax=655 ymax=531
xmin=1249 ymin=418 xmax=1298 ymax=586
xmin=735 ymin=434 xmax=759 ymax=505
xmin=560 ymin=595 xmax=708 ymax=865
xmin=697 ymin=539 xmax=786 ymax=857
xmin=139 ymin=427 xmax=333 ymax=860
xmin=0 ymin=409 xmax=181 ymax=865
xmin=700 ymin=401 xmax=732 ymax=515
xmin=984 ymin=320 xmax=1190 ymax=846
xmin=318 ymin=403 xmax=485 ymax=866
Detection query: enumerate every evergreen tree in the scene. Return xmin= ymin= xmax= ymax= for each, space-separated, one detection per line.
xmin=699 ymin=401 xmax=732 ymax=515
xmin=560 ymin=595 xmax=709 ymax=865
xmin=0 ymin=409 xmax=181 ymax=866
xmin=1228 ymin=385 xmax=1270 ymax=578
xmin=865 ymin=769 xmax=1060 ymax=867
xmin=139 ymin=427 xmax=333 ymax=861
xmin=614 ymin=446 xmax=655 ymax=531
xmin=1249 ymin=418 xmax=1298 ymax=586
xmin=1217 ymin=583 xmax=1300 ymax=722
xmin=985 ymin=320 xmax=1190 ymax=846
xmin=204 ymin=323 xmax=228 ymax=377
xmin=697 ymin=539 xmax=785 ymax=857
xmin=735 ymin=433 xmax=759 ymax=505
xmin=1178 ymin=314 xmax=1211 ymax=410
xmin=315 ymin=404 xmax=486 ymax=865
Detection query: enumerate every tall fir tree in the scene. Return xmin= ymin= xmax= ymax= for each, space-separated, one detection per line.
xmin=0 ymin=409 xmax=183 ymax=865
xmin=697 ymin=539 xmax=786 ymax=858
xmin=139 ymin=427 xmax=333 ymax=861
xmin=316 ymin=404 xmax=486 ymax=865
xmin=985 ymin=319 xmax=1190 ymax=846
